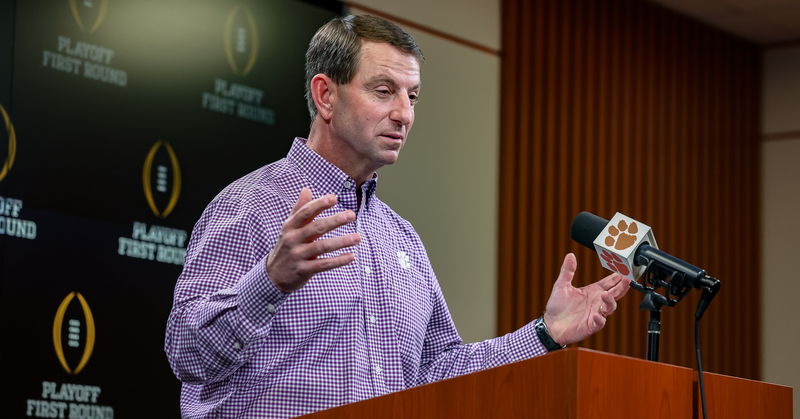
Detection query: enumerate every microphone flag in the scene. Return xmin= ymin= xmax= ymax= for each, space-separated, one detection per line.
xmin=592 ymin=212 xmax=659 ymax=280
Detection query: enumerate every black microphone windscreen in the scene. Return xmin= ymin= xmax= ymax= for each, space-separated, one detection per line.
xmin=570 ymin=211 xmax=608 ymax=250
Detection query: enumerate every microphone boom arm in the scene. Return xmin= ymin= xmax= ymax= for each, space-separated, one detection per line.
xmin=630 ymin=245 xmax=722 ymax=361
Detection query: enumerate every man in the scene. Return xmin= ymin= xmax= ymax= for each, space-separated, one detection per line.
xmin=165 ymin=14 xmax=630 ymax=418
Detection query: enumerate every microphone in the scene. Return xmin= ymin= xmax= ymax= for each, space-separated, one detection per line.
xmin=570 ymin=211 xmax=717 ymax=291
xmin=572 ymin=212 xmax=720 ymax=370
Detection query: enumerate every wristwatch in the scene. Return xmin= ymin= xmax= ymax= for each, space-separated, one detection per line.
xmin=534 ymin=316 xmax=567 ymax=352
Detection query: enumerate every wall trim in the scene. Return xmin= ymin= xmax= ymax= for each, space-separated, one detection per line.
xmin=765 ymin=39 xmax=800 ymax=50
xmin=763 ymin=131 xmax=800 ymax=141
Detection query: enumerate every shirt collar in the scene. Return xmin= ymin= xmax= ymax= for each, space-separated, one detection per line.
xmin=287 ymin=137 xmax=378 ymax=210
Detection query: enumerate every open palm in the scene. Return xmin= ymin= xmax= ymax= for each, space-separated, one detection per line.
xmin=543 ymin=253 xmax=631 ymax=345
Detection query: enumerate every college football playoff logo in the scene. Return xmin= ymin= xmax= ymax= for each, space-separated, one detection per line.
xmin=142 ymin=140 xmax=182 ymax=218
xmin=52 ymin=292 xmax=96 ymax=375
xmin=223 ymin=5 xmax=259 ymax=76
xmin=0 ymin=105 xmax=16 ymax=182
xmin=68 ymin=0 xmax=109 ymax=34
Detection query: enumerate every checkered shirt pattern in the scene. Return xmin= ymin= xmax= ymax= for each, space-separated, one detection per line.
xmin=165 ymin=138 xmax=548 ymax=418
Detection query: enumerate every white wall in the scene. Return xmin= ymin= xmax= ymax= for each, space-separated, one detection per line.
xmin=762 ymin=46 xmax=800 ymax=419
xmin=344 ymin=1 xmax=501 ymax=343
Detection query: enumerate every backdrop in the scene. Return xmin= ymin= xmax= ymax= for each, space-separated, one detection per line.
xmin=0 ymin=0 xmax=341 ymax=416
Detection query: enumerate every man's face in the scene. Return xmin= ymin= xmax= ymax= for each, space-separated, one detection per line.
xmin=329 ymin=40 xmax=421 ymax=175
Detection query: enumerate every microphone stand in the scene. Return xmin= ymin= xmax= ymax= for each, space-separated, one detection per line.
xmin=639 ymin=291 xmax=671 ymax=361
xmin=630 ymin=259 xmax=683 ymax=363
xmin=630 ymin=279 xmax=673 ymax=362
xmin=630 ymin=253 xmax=721 ymax=363
xmin=630 ymin=250 xmax=721 ymax=419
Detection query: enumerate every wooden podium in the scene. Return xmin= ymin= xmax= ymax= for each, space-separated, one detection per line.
xmin=306 ymin=348 xmax=792 ymax=418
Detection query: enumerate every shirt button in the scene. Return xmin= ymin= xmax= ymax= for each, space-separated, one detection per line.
xmin=266 ymin=303 xmax=276 ymax=314
xmin=233 ymin=341 xmax=242 ymax=350
xmin=364 ymin=266 xmax=372 ymax=274
xmin=343 ymin=180 xmax=354 ymax=190
xmin=369 ymin=315 xmax=377 ymax=324
xmin=373 ymin=366 xmax=383 ymax=374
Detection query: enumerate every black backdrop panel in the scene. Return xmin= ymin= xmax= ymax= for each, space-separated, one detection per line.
xmin=0 ymin=0 xmax=13 ymax=104
xmin=1 ymin=0 xmax=341 ymax=416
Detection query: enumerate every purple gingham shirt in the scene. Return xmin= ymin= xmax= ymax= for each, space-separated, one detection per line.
xmin=165 ymin=138 xmax=547 ymax=418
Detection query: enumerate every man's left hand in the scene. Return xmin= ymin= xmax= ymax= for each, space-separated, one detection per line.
xmin=543 ymin=253 xmax=631 ymax=346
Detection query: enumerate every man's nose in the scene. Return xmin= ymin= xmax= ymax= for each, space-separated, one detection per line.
xmin=389 ymin=95 xmax=414 ymax=127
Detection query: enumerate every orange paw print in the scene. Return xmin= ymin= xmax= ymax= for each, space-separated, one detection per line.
xmin=604 ymin=219 xmax=638 ymax=250
xmin=600 ymin=249 xmax=630 ymax=275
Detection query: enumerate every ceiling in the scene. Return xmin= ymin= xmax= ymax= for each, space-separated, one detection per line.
xmin=651 ymin=0 xmax=800 ymax=45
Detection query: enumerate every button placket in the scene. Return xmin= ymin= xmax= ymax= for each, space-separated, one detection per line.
xmin=359 ymin=215 xmax=388 ymax=395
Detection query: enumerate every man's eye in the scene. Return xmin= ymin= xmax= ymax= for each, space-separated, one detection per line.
xmin=376 ymin=89 xmax=391 ymax=96
xmin=409 ymin=94 xmax=419 ymax=104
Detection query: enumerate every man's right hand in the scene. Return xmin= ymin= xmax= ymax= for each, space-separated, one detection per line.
xmin=266 ymin=188 xmax=360 ymax=292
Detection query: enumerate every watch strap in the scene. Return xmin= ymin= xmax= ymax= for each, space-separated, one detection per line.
xmin=534 ymin=316 xmax=566 ymax=352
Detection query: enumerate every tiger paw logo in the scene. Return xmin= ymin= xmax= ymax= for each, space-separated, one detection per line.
xmin=69 ymin=0 xmax=109 ymax=34
xmin=223 ymin=5 xmax=259 ymax=76
xmin=604 ymin=219 xmax=638 ymax=250
xmin=143 ymin=140 xmax=182 ymax=218
xmin=0 ymin=104 xmax=17 ymax=182
xmin=52 ymin=292 xmax=96 ymax=375
xmin=600 ymin=249 xmax=630 ymax=275
xmin=397 ymin=251 xmax=411 ymax=269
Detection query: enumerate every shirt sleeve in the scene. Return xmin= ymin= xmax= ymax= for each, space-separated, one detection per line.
xmin=164 ymin=195 xmax=287 ymax=384
xmin=414 ymin=279 xmax=549 ymax=386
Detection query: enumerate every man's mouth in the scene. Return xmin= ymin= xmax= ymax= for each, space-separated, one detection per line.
xmin=380 ymin=133 xmax=404 ymax=141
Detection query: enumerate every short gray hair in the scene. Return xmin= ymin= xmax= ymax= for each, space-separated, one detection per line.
xmin=304 ymin=15 xmax=424 ymax=119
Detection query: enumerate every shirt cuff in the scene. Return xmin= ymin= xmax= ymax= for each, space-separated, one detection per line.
xmin=506 ymin=319 xmax=550 ymax=361
xmin=234 ymin=256 xmax=288 ymax=339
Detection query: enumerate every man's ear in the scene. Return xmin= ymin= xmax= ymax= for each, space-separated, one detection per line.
xmin=310 ymin=74 xmax=336 ymax=121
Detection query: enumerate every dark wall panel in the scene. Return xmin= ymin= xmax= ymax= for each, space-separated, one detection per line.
xmin=499 ymin=0 xmax=761 ymax=380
